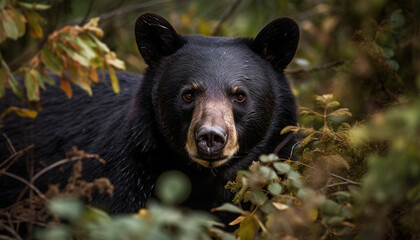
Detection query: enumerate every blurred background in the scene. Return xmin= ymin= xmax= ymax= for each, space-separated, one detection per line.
xmin=2 ymin=0 xmax=419 ymax=121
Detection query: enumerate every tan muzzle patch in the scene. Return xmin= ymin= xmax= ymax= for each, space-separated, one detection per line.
xmin=185 ymin=97 xmax=239 ymax=168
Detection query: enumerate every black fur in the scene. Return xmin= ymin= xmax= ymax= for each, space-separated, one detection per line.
xmin=0 ymin=13 xmax=299 ymax=224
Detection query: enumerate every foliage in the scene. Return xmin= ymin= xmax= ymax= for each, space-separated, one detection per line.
xmin=0 ymin=0 xmax=124 ymax=121
xmin=35 ymin=171 xmax=233 ymax=240
xmin=1 ymin=0 xmax=420 ymax=239
xmin=350 ymin=98 xmax=420 ymax=239
xmin=218 ymin=95 xmax=359 ymax=239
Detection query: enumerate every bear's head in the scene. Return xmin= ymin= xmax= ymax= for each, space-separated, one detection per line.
xmin=134 ymin=13 xmax=299 ymax=168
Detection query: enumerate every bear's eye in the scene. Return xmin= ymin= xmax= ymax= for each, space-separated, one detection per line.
xmin=234 ymin=93 xmax=246 ymax=103
xmin=182 ymin=92 xmax=194 ymax=102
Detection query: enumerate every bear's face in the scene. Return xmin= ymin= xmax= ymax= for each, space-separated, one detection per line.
xmin=155 ymin=41 xmax=277 ymax=167
xmin=135 ymin=13 xmax=299 ymax=168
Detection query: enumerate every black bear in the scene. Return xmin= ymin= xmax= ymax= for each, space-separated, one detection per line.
xmin=0 ymin=13 xmax=299 ymax=221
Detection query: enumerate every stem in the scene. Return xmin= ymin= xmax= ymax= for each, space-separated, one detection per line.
xmin=285 ymin=61 xmax=344 ymax=74
xmin=211 ymin=0 xmax=242 ymax=36
xmin=0 ymin=222 xmax=23 ymax=240
xmin=0 ymin=171 xmax=48 ymax=202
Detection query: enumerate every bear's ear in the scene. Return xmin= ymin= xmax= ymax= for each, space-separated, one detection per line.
xmin=250 ymin=18 xmax=299 ymax=71
xmin=135 ymin=13 xmax=184 ymax=67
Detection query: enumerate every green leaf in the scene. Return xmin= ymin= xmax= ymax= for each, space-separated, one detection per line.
xmin=273 ymin=162 xmax=291 ymax=174
xmin=2 ymin=9 xmax=19 ymax=39
xmin=332 ymin=191 xmax=351 ymax=203
xmin=48 ymin=198 xmax=84 ymax=222
xmin=322 ymin=199 xmax=341 ymax=216
xmin=35 ymin=225 xmax=71 ymax=240
xmin=250 ymin=190 xmax=268 ymax=205
xmin=288 ymin=170 xmax=303 ymax=189
xmin=40 ymin=47 xmax=63 ymax=74
xmin=18 ymin=2 xmax=51 ymax=10
xmin=382 ymin=48 xmax=394 ymax=59
xmin=327 ymin=216 xmax=345 ymax=225
xmin=267 ymin=182 xmax=282 ymax=195
xmin=387 ymin=59 xmax=400 ymax=70
xmin=390 ymin=9 xmax=405 ymax=29
xmin=155 ymin=170 xmax=191 ymax=205
xmin=327 ymin=100 xmax=340 ymax=109
xmin=24 ymin=70 xmax=40 ymax=101
xmin=259 ymin=154 xmax=278 ymax=163
xmin=58 ymin=43 xmax=90 ymax=67
xmin=82 ymin=207 xmax=110 ymax=223
xmin=89 ymin=33 xmax=110 ymax=52
xmin=258 ymin=166 xmax=277 ymax=180
xmin=328 ymin=108 xmax=352 ymax=117
xmin=211 ymin=203 xmax=244 ymax=215
xmin=297 ymin=188 xmax=316 ymax=201
xmin=75 ymin=37 xmax=97 ymax=60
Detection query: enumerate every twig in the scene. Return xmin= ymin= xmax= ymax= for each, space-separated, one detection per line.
xmin=282 ymin=159 xmax=361 ymax=186
xmin=2 ymin=133 xmax=16 ymax=155
xmin=31 ymin=154 xmax=99 ymax=183
xmin=0 ymin=145 xmax=34 ymax=171
xmin=285 ymin=61 xmax=344 ymax=74
xmin=0 ymin=222 xmax=23 ymax=240
xmin=79 ymin=0 xmax=96 ymax=25
xmin=211 ymin=0 xmax=242 ymax=36
xmin=0 ymin=171 xmax=48 ymax=202
xmin=70 ymin=0 xmax=172 ymax=25
xmin=321 ymin=181 xmax=360 ymax=192
xmin=331 ymin=173 xmax=361 ymax=186
xmin=274 ymin=132 xmax=296 ymax=156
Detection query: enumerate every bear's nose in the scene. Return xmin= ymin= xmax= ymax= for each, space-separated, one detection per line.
xmin=195 ymin=126 xmax=227 ymax=156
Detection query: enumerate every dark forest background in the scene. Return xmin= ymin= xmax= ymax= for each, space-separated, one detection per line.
xmin=0 ymin=0 xmax=419 ymax=239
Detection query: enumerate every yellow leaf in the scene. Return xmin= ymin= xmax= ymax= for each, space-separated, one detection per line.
xmin=107 ymin=65 xmax=120 ymax=94
xmin=308 ymin=209 xmax=318 ymax=221
xmin=1 ymin=106 xmax=37 ymax=119
xmin=60 ymin=74 xmax=72 ymax=98
xmin=25 ymin=10 xmax=45 ymax=38
xmin=229 ymin=216 xmax=246 ymax=226
xmin=238 ymin=216 xmax=259 ymax=240
xmin=137 ymin=208 xmax=150 ymax=218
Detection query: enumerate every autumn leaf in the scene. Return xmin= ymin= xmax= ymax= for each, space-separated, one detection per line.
xmin=238 ymin=216 xmax=259 ymax=240
xmin=60 ymin=74 xmax=72 ymax=98
xmin=107 ymin=65 xmax=120 ymax=94
xmin=24 ymin=10 xmax=46 ymax=38
xmin=0 ymin=106 xmax=38 ymax=119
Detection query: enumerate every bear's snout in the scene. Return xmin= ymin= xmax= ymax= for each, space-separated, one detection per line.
xmin=195 ymin=126 xmax=227 ymax=157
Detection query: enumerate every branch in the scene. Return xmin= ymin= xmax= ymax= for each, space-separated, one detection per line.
xmin=31 ymin=154 xmax=100 ymax=184
xmin=70 ymin=0 xmax=172 ymax=25
xmin=0 ymin=171 xmax=48 ymax=202
xmin=285 ymin=61 xmax=344 ymax=74
xmin=331 ymin=173 xmax=361 ymax=186
xmin=79 ymin=0 xmax=96 ymax=25
xmin=0 ymin=144 xmax=34 ymax=172
xmin=211 ymin=0 xmax=242 ymax=36
xmin=0 ymin=221 xmax=23 ymax=240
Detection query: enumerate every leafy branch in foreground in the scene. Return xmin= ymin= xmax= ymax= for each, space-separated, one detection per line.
xmin=0 ymin=0 xmax=125 ymax=120
xmin=215 ymin=94 xmax=360 ymax=239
